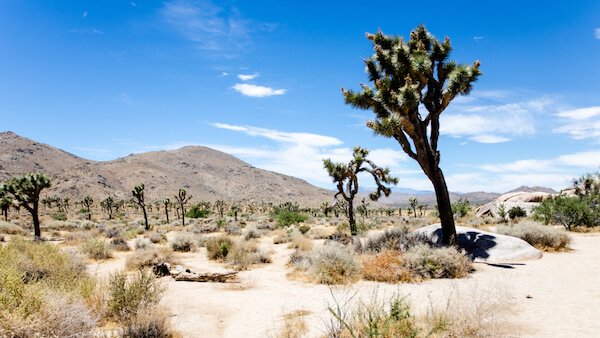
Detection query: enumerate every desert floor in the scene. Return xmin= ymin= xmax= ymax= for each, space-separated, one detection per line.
xmin=90 ymin=232 xmax=600 ymax=338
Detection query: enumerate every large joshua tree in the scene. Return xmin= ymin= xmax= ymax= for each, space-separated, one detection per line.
xmin=132 ymin=184 xmax=149 ymax=230
xmin=3 ymin=173 xmax=51 ymax=240
xmin=342 ymin=26 xmax=481 ymax=245
xmin=324 ymin=146 xmax=398 ymax=236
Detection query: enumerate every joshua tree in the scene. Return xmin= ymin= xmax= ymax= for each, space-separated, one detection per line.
xmin=0 ymin=189 xmax=13 ymax=222
xmin=163 ymin=198 xmax=171 ymax=223
xmin=100 ymin=196 xmax=115 ymax=220
xmin=174 ymin=188 xmax=192 ymax=226
xmin=3 ymin=173 xmax=51 ymax=239
xmin=342 ymin=25 xmax=481 ymax=245
xmin=321 ymin=201 xmax=331 ymax=217
xmin=82 ymin=196 xmax=94 ymax=221
xmin=132 ymin=184 xmax=149 ymax=230
xmin=324 ymin=146 xmax=398 ymax=236
xmin=214 ymin=199 xmax=226 ymax=219
xmin=357 ymin=198 xmax=370 ymax=223
xmin=409 ymin=197 xmax=418 ymax=218
xmin=230 ymin=203 xmax=239 ymax=222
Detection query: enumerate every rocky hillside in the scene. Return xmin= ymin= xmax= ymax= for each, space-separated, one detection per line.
xmin=0 ymin=131 xmax=331 ymax=205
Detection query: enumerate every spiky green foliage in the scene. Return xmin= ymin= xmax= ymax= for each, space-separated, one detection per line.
xmin=323 ymin=146 xmax=398 ymax=235
xmin=82 ymin=196 xmax=93 ymax=221
xmin=174 ymin=188 xmax=192 ymax=226
xmin=342 ymin=25 xmax=481 ymax=245
xmin=101 ymin=196 xmax=115 ymax=220
xmin=409 ymin=197 xmax=418 ymax=218
xmin=2 ymin=173 xmax=51 ymax=239
xmin=132 ymin=184 xmax=149 ymax=230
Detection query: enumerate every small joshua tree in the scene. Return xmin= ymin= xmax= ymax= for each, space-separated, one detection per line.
xmin=3 ymin=173 xmax=51 ymax=239
xmin=323 ymin=146 xmax=398 ymax=236
xmin=132 ymin=184 xmax=149 ymax=230
xmin=0 ymin=189 xmax=12 ymax=222
xmin=342 ymin=25 xmax=481 ymax=245
xmin=163 ymin=198 xmax=171 ymax=223
xmin=409 ymin=197 xmax=418 ymax=218
xmin=82 ymin=196 xmax=94 ymax=221
xmin=174 ymin=188 xmax=192 ymax=226
xmin=100 ymin=196 xmax=115 ymax=220
xmin=214 ymin=199 xmax=226 ymax=219
xmin=321 ymin=201 xmax=331 ymax=217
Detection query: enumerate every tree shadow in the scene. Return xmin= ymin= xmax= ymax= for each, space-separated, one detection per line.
xmin=482 ymin=262 xmax=526 ymax=269
xmin=431 ymin=229 xmax=498 ymax=260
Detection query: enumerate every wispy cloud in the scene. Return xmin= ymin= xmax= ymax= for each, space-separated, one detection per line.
xmin=554 ymin=106 xmax=600 ymax=140
xmin=161 ymin=0 xmax=275 ymax=55
xmin=594 ymin=28 xmax=600 ymax=40
xmin=440 ymin=94 xmax=555 ymax=143
xmin=82 ymin=11 xmax=88 ymax=18
xmin=472 ymin=36 xmax=484 ymax=41
xmin=231 ymin=83 xmax=286 ymax=97
xmin=68 ymin=28 xmax=104 ymax=35
xmin=210 ymin=123 xmax=407 ymax=186
xmin=237 ymin=73 xmax=258 ymax=81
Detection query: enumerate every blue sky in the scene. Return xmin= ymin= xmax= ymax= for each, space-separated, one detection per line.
xmin=1 ymin=1 xmax=600 ymax=193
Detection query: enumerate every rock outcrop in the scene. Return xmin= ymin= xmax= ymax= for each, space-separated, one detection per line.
xmin=475 ymin=191 xmax=553 ymax=218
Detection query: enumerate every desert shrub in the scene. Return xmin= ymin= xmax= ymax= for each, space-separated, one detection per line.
xmin=64 ymin=230 xmax=94 ymax=245
xmin=362 ymin=250 xmax=413 ymax=283
xmin=0 ymin=235 xmax=4 ymax=242
xmin=193 ymin=224 xmax=219 ymax=233
xmin=276 ymin=210 xmax=308 ymax=228
xmin=298 ymin=224 xmax=311 ymax=234
xmin=533 ymin=194 xmax=600 ymax=230
xmin=256 ymin=222 xmax=277 ymax=231
xmin=51 ymin=212 xmax=67 ymax=221
xmin=306 ymin=243 xmax=361 ymax=284
xmin=121 ymin=308 xmax=177 ymax=338
xmin=228 ymin=240 xmax=271 ymax=270
xmin=149 ymin=232 xmax=166 ymax=244
xmin=451 ymin=198 xmax=471 ymax=217
xmin=356 ymin=227 xmax=435 ymax=254
xmin=206 ymin=235 xmax=234 ymax=260
xmin=135 ymin=238 xmax=153 ymax=250
xmin=111 ymin=237 xmax=131 ymax=251
xmin=0 ymin=239 xmax=95 ymax=335
xmin=125 ymin=247 xmax=176 ymax=271
xmin=326 ymin=294 xmax=418 ymax=338
xmin=107 ymin=270 xmax=163 ymax=321
xmin=496 ymin=222 xmax=571 ymax=251
xmin=0 ymin=221 xmax=26 ymax=235
xmin=106 ymin=227 xmax=120 ymax=238
xmin=185 ymin=205 xmax=210 ymax=219
xmin=243 ymin=225 xmax=261 ymax=240
xmin=288 ymin=232 xmax=313 ymax=252
xmin=171 ymin=234 xmax=195 ymax=252
xmin=508 ymin=206 xmax=527 ymax=220
xmin=81 ymin=238 xmax=113 ymax=260
xmin=403 ymin=244 xmax=471 ymax=280
xmin=224 ymin=223 xmax=242 ymax=236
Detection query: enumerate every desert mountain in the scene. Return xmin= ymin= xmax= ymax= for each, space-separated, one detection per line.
xmin=505 ymin=185 xmax=558 ymax=194
xmin=0 ymin=131 xmax=331 ymax=205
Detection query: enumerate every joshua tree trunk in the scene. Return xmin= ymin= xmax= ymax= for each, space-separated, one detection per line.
xmin=142 ymin=207 xmax=149 ymax=230
xmin=431 ymin=168 xmax=456 ymax=245
xmin=347 ymin=199 xmax=356 ymax=235
xmin=31 ymin=204 xmax=41 ymax=240
xmin=3 ymin=209 xmax=7 ymax=222
xmin=165 ymin=207 xmax=169 ymax=223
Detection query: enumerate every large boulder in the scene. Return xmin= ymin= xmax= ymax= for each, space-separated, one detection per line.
xmin=475 ymin=191 xmax=552 ymax=218
xmin=414 ymin=224 xmax=543 ymax=263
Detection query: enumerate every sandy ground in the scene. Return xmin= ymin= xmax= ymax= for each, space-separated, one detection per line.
xmin=93 ymin=233 xmax=600 ymax=337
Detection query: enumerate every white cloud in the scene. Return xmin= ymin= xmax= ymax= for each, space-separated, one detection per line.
xmin=231 ymin=83 xmax=286 ymax=97
xmin=440 ymin=96 xmax=554 ymax=143
xmin=210 ymin=123 xmax=408 ymax=187
xmin=594 ymin=28 xmax=600 ymax=40
xmin=237 ymin=73 xmax=258 ymax=81
xmin=219 ymin=72 xmax=229 ymax=77
xmin=554 ymin=106 xmax=600 ymax=140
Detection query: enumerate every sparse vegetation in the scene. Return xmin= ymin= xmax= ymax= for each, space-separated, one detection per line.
xmin=171 ymin=233 xmax=196 ymax=252
xmin=403 ymin=244 xmax=472 ymax=280
xmin=508 ymin=206 xmax=527 ymax=220
xmin=81 ymin=238 xmax=113 ymax=260
xmin=206 ymin=235 xmax=234 ymax=260
xmin=497 ymin=221 xmax=571 ymax=251
xmin=126 ymin=247 xmax=176 ymax=271
xmin=292 ymin=242 xmax=362 ymax=284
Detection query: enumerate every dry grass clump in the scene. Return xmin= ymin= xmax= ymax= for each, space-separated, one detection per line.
xmin=291 ymin=242 xmax=362 ymax=284
xmin=243 ymin=225 xmax=262 ymax=240
xmin=403 ymin=244 xmax=471 ymax=280
xmin=361 ymin=250 xmax=413 ymax=283
xmin=0 ymin=221 xmax=26 ymax=235
xmin=125 ymin=247 xmax=176 ymax=271
xmin=149 ymin=232 xmax=167 ymax=244
xmin=0 ymin=238 xmax=97 ymax=337
xmin=171 ymin=233 xmax=196 ymax=252
xmin=110 ymin=237 xmax=131 ymax=251
xmin=134 ymin=237 xmax=153 ymax=250
xmin=64 ymin=230 xmax=94 ymax=245
xmin=206 ymin=235 xmax=234 ymax=260
xmin=496 ymin=221 xmax=571 ymax=251
xmin=106 ymin=270 xmax=163 ymax=321
xmin=80 ymin=238 xmax=113 ymax=260
xmin=274 ymin=309 xmax=310 ymax=338
xmin=120 ymin=307 xmax=179 ymax=338
xmin=228 ymin=240 xmax=272 ymax=271
xmin=224 ymin=223 xmax=242 ymax=235
xmin=288 ymin=232 xmax=313 ymax=252
xmin=356 ymin=227 xmax=435 ymax=254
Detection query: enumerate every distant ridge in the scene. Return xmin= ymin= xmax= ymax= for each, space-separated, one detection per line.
xmin=505 ymin=185 xmax=558 ymax=194
xmin=0 ymin=131 xmax=331 ymax=205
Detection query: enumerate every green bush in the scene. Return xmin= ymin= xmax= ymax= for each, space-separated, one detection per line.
xmin=275 ymin=210 xmax=308 ymax=227
xmin=533 ymin=195 xmax=600 ymax=230
xmin=508 ymin=206 xmax=527 ymax=220
xmin=185 ymin=205 xmax=210 ymax=219
xmin=298 ymin=224 xmax=311 ymax=234
xmin=206 ymin=235 xmax=234 ymax=260
xmin=80 ymin=238 xmax=112 ymax=260
xmin=107 ymin=270 xmax=163 ymax=321
xmin=451 ymin=198 xmax=471 ymax=217
xmin=51 ymin=212 xmax=67 ymax=221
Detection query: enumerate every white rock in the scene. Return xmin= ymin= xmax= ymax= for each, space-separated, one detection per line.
xmin=414 ymin=224 xmax=543 ymax=263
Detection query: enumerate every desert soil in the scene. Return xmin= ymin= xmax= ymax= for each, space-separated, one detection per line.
xmin=93 ymin=233 xmax=600 ymax=338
